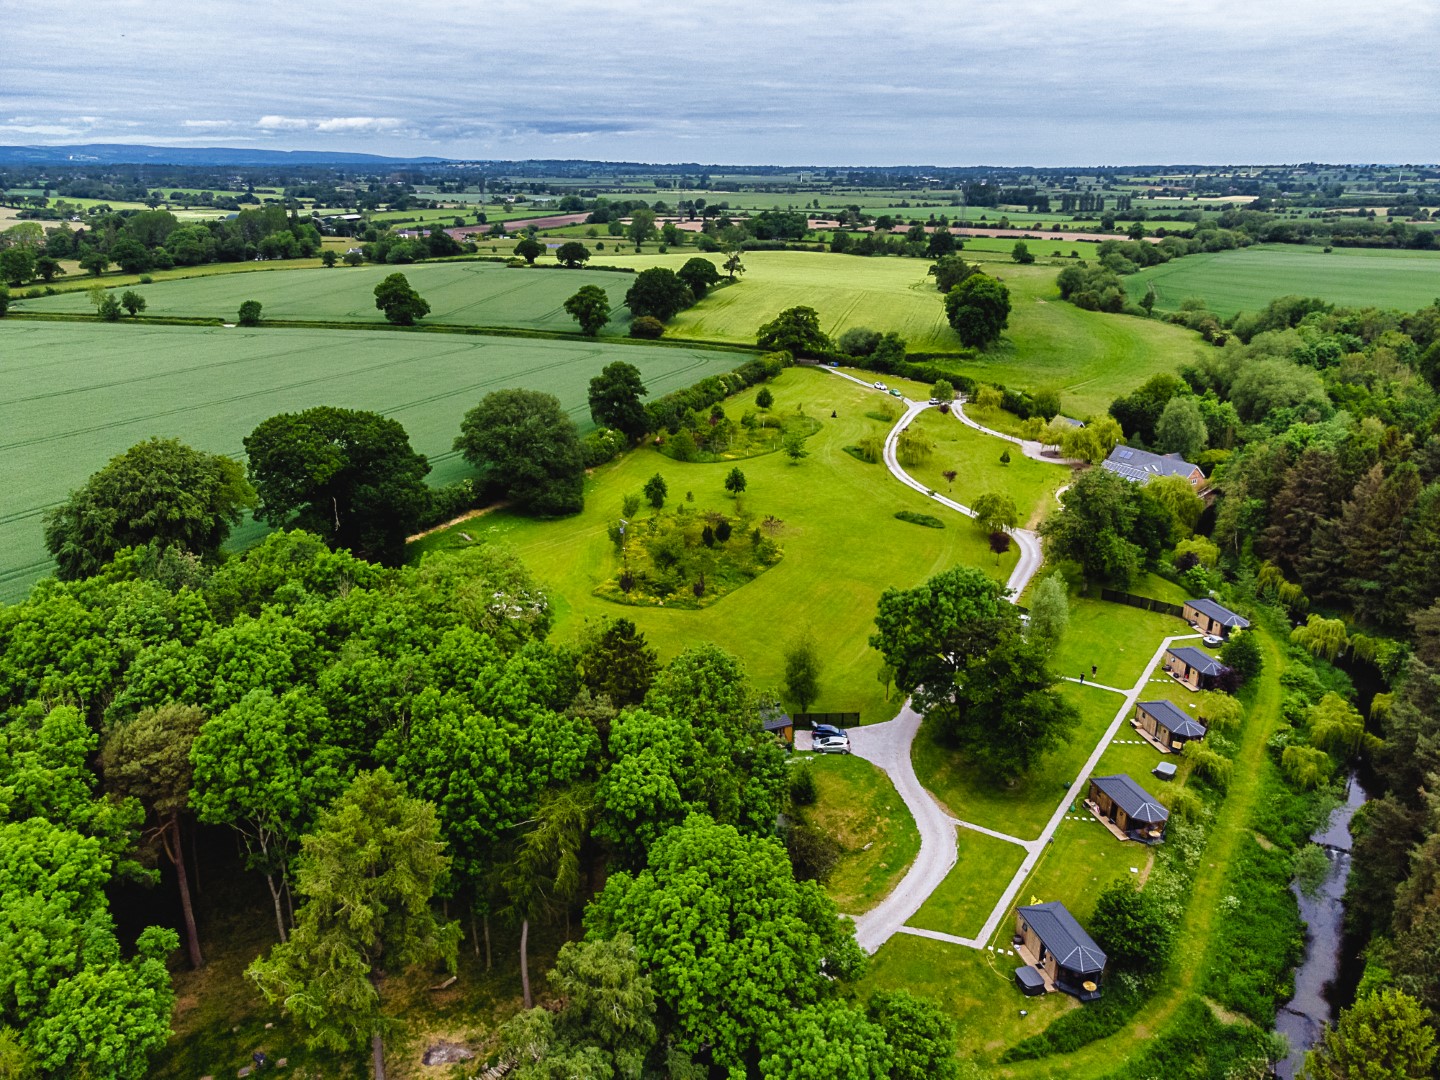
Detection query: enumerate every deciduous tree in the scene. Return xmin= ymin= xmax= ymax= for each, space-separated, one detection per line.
xmin=587 ymin=360 xmax=648 ymax=437
xmin=372 ymin=271 xmax=430 ymax=325
xmin=757 ymin=305 xmax=831 ymax=356
xmin=945 ymin=274 xmax=1010 ymax=348
xmin=455 ymin=389 xmax=585 ymax=516
xmin=1299 ymin=989 xmax=1436 ymax=1080
xmin=624 ymin=267 xmax=692 ymax=321
xmin=555 ymin=241 xmax=592 ymax=268
xmin=784 ymin=633 xmax=823 ymax=713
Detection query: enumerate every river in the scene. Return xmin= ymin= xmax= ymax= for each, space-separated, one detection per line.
xmin=1273 ymin=774 xmax=1369 ymax=1079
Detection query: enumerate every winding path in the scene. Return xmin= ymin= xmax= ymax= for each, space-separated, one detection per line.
xmin=821 ymin=366 xmax=1197 ymax=955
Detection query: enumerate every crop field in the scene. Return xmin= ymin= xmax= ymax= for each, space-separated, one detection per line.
xmin=412 ymin=366 xmax=1016 ymax=723
xmin=1126 ymin=243 xmax=1440 ymax=317
xmin=14 ymin=260 xmax=640 ymax=333
xmin=0 ymin=321 xmax=743 ymax=600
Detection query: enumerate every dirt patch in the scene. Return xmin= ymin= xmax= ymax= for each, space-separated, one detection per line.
xmin=407 ymin=502 xmax=509 ymax=544
xmin=1204 ymin=997 xmax=1254 ymax=1026
xmin=1253 ymin=831 xmax=1276 ymax=851
xmin=1136 ymin=850 xmax=1158 ymax=888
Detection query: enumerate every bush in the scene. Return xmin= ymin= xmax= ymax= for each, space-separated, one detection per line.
xmin=580 ymin=427 xmax=628 ymax=468
xmin=894 ymin=510 xmax=945 ymax=529
xmin=416 ymin=479 xmax=482 ymax=530
xmin=1204 ymin=839 xmax=1305 ymax=1023
xmin=837 ymin=326 xmax=882 ymax=357
xmin=789 ymin=765 xmax=818 ymax=807
xmin=629 ymin=315 xmax=664 ymax=339
xmin=786 ymin=824 xmax=843 ymax=883
xmin=237 ymin=299 xmax=262 ymax=326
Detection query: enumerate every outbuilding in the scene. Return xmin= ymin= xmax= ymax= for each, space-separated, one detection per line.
xmin=1014 ymin=902 xmax=1106 ymax=1000
xmin=1086 ymin=773 xmax=1170 ymax=844
xmin=760 ymin=707 xmax=794 ymax=746
xmin=1165 ymin=646 xmax=1230 ymax=691
xmin=1183 ymin=598 xmax=1251 ymax=639
xmin=1134 ymin=700 xmax=1207 ymax=752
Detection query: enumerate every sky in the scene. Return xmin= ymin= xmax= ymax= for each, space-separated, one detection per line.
xmin=3 ymin=0 xmax=1438 ymax=165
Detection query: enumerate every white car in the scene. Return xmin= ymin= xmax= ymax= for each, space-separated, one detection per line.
xmin=813 ymin=735 xmax=852 ymax=755
xmin=873 ymin=381 xmax=886 ymax=391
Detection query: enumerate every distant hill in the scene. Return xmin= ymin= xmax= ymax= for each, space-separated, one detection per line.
xmin=0 ymin=144 xmax=453 ymax=166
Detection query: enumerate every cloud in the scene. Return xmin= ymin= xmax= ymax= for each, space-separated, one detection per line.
xmin=256 ymin=115 xmax=311 ymax=131
xmin=313 ymin=116 xmax=404 ymax=133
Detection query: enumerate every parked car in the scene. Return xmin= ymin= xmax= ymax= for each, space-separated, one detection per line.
xmin=812 ymin=723 xmax=848 ymax=741
xmin=813 ymin=735 xmax=851 ymax=755
xmin=1202 ymin=634 xmax=1223 ymax=647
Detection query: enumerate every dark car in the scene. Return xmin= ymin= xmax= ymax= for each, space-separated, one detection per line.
xmin=812 ymin=723 xmax=848 ymax=741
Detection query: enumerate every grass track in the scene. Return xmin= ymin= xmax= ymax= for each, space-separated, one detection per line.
xmin=0 ymin=321 xmax=742 ymax=601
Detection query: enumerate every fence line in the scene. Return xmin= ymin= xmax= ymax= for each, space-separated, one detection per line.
xmin=1099 ymin=588 xmax=1185 ymax=618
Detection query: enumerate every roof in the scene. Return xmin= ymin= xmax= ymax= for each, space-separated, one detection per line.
xmin=1017 ymin=902 xmax=1106 ymax=974
xmin=1137 ymin=699 xmax=1207 ymax=739
xmin=1100 ymin=446 xmax=1201 ymax=486
xmin=1185 ymin=598 xmax=1251 ymax=629
xmin=760 ymin=707 xmax=792 ymax=732
xmin=1090 ymin=774 xmax=1170 ymax=825
xmin=1168 ymin=646 xmax=1228 ymax=676
xmin=1056 ymin=415 xmax=1084 ymax=428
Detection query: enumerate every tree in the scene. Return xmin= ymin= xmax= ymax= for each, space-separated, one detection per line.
xmin=587 ymin=814 xmax=865 ymax=1075
xmin=624 ymin=267 xmax=693 ymax=321
xmin=248 ymin=770 xmax=458 ymax=1080
xmin=783 ymin=429 xmax=809 ymax=462
xmin=676 ymin=256 xmax=722 ymax=299
xmin=1032 ymin=386 xmax=1061 ymax=420
xmin=945 ymin=274 xmax=1011 ymax=348
xmin=0 ymin=286 xmax=8 ymax=318
xmin=757 ymin=306 xmax=831 ymax=356
xmin=455 ymin=390 xmax=585 ymax=516
xmin=119 ymin=289 xmax=146 ymax=317
xmin=755 ymin=386 xmax=774 ymax=409
xmin=577 ymin=617 xmax=660 ymax=708
xmin=1220 ymin=631 xmax=1263 ymax=686
xmin=866 ymin=990 xmax=960 ymax=1080
xmin=321 ymin=249 xmax=338 ymax=267
xmin=724 ymin=467 xmax=747 ymax=496
xmin=784 ymin=634 xmax=823 ymax=712
xmin=100 ymin=705 xmax=207 ymax=969
xmin=588 ymin=360 xmax=649 ymax=438
xmin=926 ymin=228 xmax=957 ymax=258
xmin=1155 ymin=396 xmax=1208 ymax=460
xmin=43 ymin=436 xmax=254 ymax=579
xmin=929 ymin=254 xmax=978 ymax=293
xmin=1040 ymin=466 xmax=1162 ymax=587
xmin=1089 ymin=879 xmax=1174 ymax=973
xmin=34 ymin=254 xmax=64 ymax=282
xmin=92 ymin=288 xmax=121 ymax=320
xmin=1027 ymin=573 xmax=1070 ymax=650
xmin=644 ymin=472 xmax=668 ymax=509
xmin=1011 ymin=241 xmax=1035 ymax=264
xmin=972 ymin=491 xmax=1019 ymax=534
xmin=932 ymin=379 xmax=955 ymax=402
xmin=78 ymin=249 xmax=110 ymax=276
xmin=1299 ymin=989 xmax=1436 ymax=1080
xmin=560 ymin=283 xmax=610 ymax=337
xmin=759 ymin=1004 xmax=889 ymax=1080
xmin=870 ymin=565 xmax=1014 ymax=724
xmin=246 ymin=406 xmax=432 ymax=564
xmin=944 ymin=632 xmax=1079 ymax=779
xmin=372 ymin=271 xmax=430 ymax=325
xmin=722 ymin=246 xmax=745 ymax=281
xmin=0 ymin=245 xmax=36 ymax=286
xmin=627 ymin=207 xmax=656 ymax=248
xmin=552 ymin=240 xmax=590 ymax=268
xmin=237 ymin=299 xmax=263 ymax=325
xmin=513 ymin=236 xmax=544 ymax=264
xmin=1141 ymin=281 xmax=1157 ymax=315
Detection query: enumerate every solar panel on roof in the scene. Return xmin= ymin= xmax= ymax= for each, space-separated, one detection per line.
xmin=1115 ymin=449 xmax=1133 ymax=459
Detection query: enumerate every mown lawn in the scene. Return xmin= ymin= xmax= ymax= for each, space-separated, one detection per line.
xmin=1049 ymin=589 xmax=1190 ymax=689
xmin=801 ymin=752 xmax=920 ymax=914
xmin=908 ymin=829 xmax=1028 ymax=940
xmin=412 ymin=367 xmax=1016 ymax=724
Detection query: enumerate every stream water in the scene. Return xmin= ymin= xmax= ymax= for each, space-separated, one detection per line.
xmin=1273 ymin=774 xmax=1369 ymax=1079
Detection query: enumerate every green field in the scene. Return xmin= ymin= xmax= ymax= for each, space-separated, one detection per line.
xmin=909 ymin=829 xmax=1027 ymax=939
xmin=14 ymin=261 xmax=640 ymax=334
xmin=0 ymin=321 xmax=745 ymax=601
xmin=1127 ymin=243 xmax=1440 ymax=317
xmin=412 ymin=367 xmax=1016 ymax=723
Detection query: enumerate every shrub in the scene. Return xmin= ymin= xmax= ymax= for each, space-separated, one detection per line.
xmin=237 ymin=299 xmax=263 ymax=326
xmin=894 ymin=511 xmax=945 ymax=529
xmin=837 ymin=326 xmax=882 ymax=357
xmin=580 ymin=427 xmax=628 ymax=468
xmin=629 ymin=315 xmax=665 ymax=339
xmin=790 ymin=765 xmax=818 ymax=807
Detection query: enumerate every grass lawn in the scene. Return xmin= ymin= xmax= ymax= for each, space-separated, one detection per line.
xmin=15 ymin=260 xmax=642 ymax=335
xmin=856 ymin=934 xmax=1076 ymax=1058
xmin=801 ymin=752 xmax=920 ymax=914
xmin=902 ymin=407 xmax=1070 ymax=528
xmin=0 ymin=320 xmax=744 ymax=601
xmin=1126 ymin=243 xmax=1440 ymax=318
xmin=960 ymin=401 xmax=1032 ymax=437
xmin=412 ymin=367 xmax=1016 ymax=724
xmin=908 ymin=829 xmax=1027 ymax=939
xmin=1050 ymin=590 xmax=1190 ymax=689
xmin=912 ymin=682 xmax=1120 ymax=843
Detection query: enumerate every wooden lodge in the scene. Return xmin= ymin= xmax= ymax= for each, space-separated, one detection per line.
xmin=760 ymin=706 xmax=794 ymax=746
xmin=1014 ymin=902 xmax=1106 ymax=1001
xmin=1134 ymin=700 xmax=1207 ymax=753
xmin=1183 ymin=598 xmax=1251 ymax=639
xmin=1086 ymin=773 xmax=1170 ymax=844
xmin=1164 ymin=645 xmax=1229 ymax=691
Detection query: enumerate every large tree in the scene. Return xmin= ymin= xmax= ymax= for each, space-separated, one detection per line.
xmin=455 ymin=389 xmax=585 ymax=515
xmin=576 ymin=616 xmax=659 ymax=707
xmin=870 ymin=565 xmax=1015 ymax=724
xmin=624 ymin=267 xmax=692 ymax=321
xmin=1299 ymin=989 xmax=1436 ymax=1080
xmin=248 ymin=769 xmax=458 ymax=1080
xmin=588 ymin=360 xmax=649 ymax=439
xmin=372 ymin=271 xmax=430 ymax=325
xmin=756 ymin=305 xmax=831 ymax=356
xmin=676 ymin=256 xmax=722 ymax=299
xmin=945 ymin=274 xmax=1011 ymax=348
xmin=245 ymin=406 xmax=431 ymax=565
xmin=586 ymin=814 xmax=866 ymax=1075
xmin=564 ymin=284 xmax=610 ymax=336
xmin=1039 ymin=465 xmax=1171 ymax=587
xmin=42 ymin=437 xmax=254 ymax=579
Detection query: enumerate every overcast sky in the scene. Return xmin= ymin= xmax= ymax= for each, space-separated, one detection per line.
xmin=4 ymin=0 xmax=1437 ymax=165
